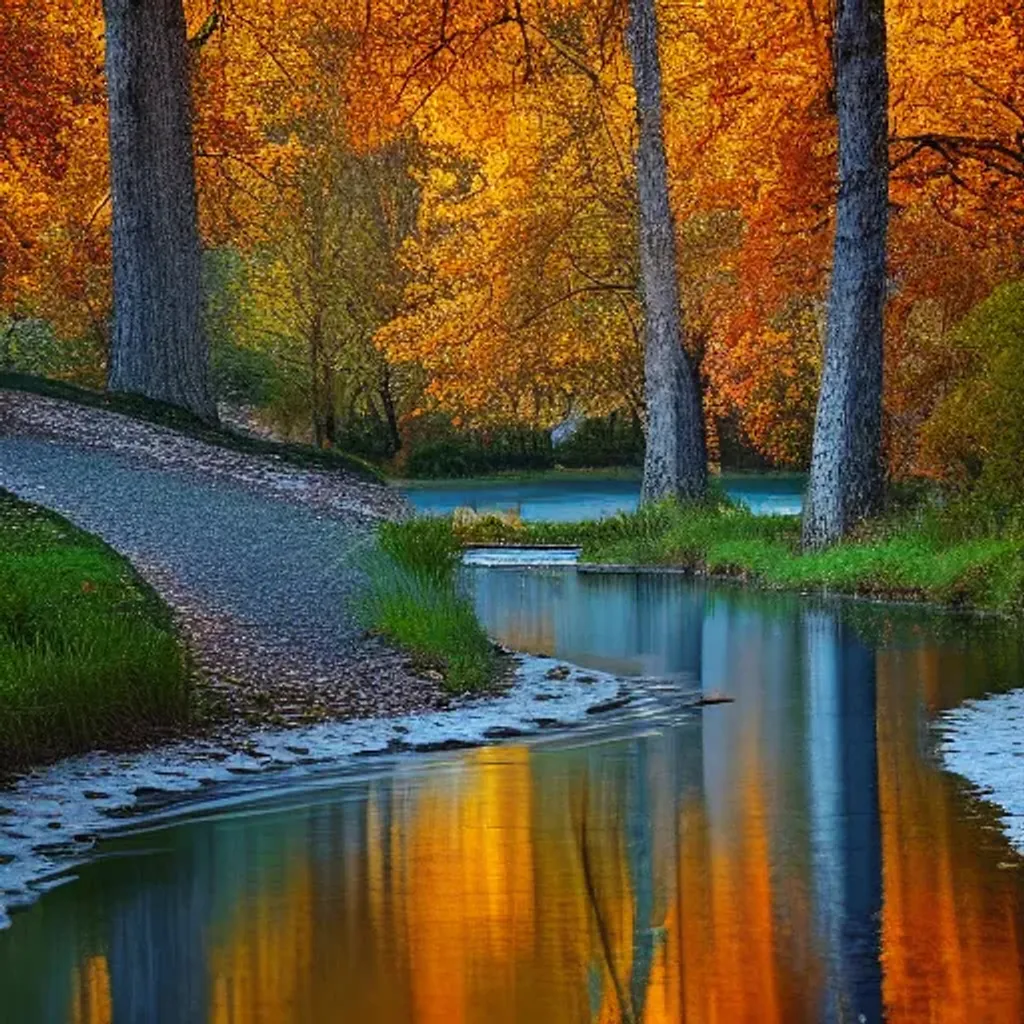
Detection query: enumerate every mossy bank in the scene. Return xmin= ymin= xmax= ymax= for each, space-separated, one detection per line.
xmin=0 ymin=490 xmax=190 ymax=773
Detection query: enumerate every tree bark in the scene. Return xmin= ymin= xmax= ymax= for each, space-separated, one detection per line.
xmin=309 ymin=306 xmax=326 ymax=447
xmin=802 ymin=0 xmax=889 ymax=548
xmin=627 ymin=0 xmax=707 ymax=503
xmin=103 ymin=0 xmax=215 ymax=421
xmin=379 ymin=363 xmax=402 ymax=456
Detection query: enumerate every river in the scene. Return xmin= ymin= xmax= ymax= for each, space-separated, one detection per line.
xmin=1 ymin=565 xmax=1022 ymax=1022
xmin=404 ymin=472 xmax=805 ymax=520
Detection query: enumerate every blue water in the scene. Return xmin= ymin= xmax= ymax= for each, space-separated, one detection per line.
xmin=404 ymin=473 xmax=805 ymax=521
xmin=3 ymin=574 xmax=1022 ymax=1022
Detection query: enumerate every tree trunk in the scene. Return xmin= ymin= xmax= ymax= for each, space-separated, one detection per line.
xmin=309 ymin=308 xmax=326 ymax=447
xmin=103 ymin=0 xmax=215 ymax=421
xmin=379 ymin=363 xmax=402 ymax=456
xmin=627 ymin=0 xmax=707 ymax=504
xmin=802 ymin=0 xmax=889 ymax=548
xmin=322 ymin=360 xmax=337 ymax=447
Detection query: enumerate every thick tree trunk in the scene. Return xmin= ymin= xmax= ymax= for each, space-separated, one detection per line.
xmin=802 ymin=0 xmax=889 ymax=548
xmin=627 ymin=0 xmax=707 ymax=504
xmin=103 ymin=0 xmax=215 ymax=421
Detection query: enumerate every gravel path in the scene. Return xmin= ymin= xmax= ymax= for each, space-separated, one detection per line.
xmin=0 ymin=391 xmax=449 ymax=731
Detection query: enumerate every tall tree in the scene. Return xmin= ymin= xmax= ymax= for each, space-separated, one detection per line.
xmin=627 ymin=0 xmax=708 ymax=503
xmin=103 ymin=0 xmax=215 ymax=421
xmin=802 ymin=0 xmax=889 ymax=547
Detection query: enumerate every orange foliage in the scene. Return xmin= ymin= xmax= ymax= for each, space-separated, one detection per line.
xmin=0 ymin=0 xmax=107 ymax=335
xmin=3 ymin=0 xmax=1024 ymax=467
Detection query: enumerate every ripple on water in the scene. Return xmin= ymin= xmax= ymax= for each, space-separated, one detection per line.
xmin=0 ymin=655 xmax=702 ymax=930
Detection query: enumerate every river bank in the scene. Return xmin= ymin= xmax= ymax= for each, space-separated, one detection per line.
xmin=0 ymin=649 xmax=641 ymax=929
xmin=455 ymin=496 xmax=1024 ymax=616
xmin=0 ymin=388 xmax=457 ymax=772
xmin=0 ymin=490 xmax=189 ymax=772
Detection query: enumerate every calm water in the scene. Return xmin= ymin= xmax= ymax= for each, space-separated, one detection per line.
xmin=2 ymin=573 xmax=1023 ymax=1022
xmin=405 ymin=473 xmax=805 ymax=520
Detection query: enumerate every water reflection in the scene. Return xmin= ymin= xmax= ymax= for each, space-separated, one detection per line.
xmin=1 ymin=577 xmax=1022 ymax=1022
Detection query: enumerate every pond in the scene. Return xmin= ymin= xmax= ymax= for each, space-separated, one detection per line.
xmin=404 ymin=472 xmax=805 ymax=520
xmin=1 ymin=569 xmax=1022 ymax=1022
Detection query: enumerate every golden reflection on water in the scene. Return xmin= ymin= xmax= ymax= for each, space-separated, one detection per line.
xmin=877 ymin=650 xmax=1024 ymax=1023
xmin=51 ymin=641 xmax=1024 ymax=1023
xmin=70 ymin=957 xmax=111 ymax=1024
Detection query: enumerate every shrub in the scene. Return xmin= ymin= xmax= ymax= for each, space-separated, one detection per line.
xmin=554 ymin=415 xmax=644 ymax=468
xmin=357 ymin=518 xmax=494 ymax=692
xmin=212 ymin=340 xmax=283 ymax=406
xmin=403 ymin=436 xmax=554 ymax=478
xmin=920 ymin=281 xmax=1024 ymax=504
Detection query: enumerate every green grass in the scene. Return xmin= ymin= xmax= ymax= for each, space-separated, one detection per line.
xmin=0 ymin=491 xmax=191 ymax=772
xmin=357 ymin=518 xmax=495 ymax=693
xmin=0 ymin=371 xmax=383 ymax=482
xmin=455 ymin=495 xmax=1024 ymax=615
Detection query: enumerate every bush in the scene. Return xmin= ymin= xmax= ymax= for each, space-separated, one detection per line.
xmin=212 ymin=340 xmax=283 ymax=406
xmin=0 ymin=317 xmax=106 ymax=388
xmin=357 ymin=518 xmax=494 ymax=692
xmin=554 ymin=415 xmax=644 ymax=468
xmin=920 ymin=281 xmax=1024 ymax=504
xmin=400 ymin=416 xmax=648 ymax=478
xmin=403 ymin=436 xmax=554 ymax=478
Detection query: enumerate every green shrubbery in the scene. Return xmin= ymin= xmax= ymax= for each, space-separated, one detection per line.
xmin=920 ymin=281 xmax=1024 ymax=505
xmin=398 ymin=414 xmax=645 ymax=478
xmin=455 ymin=492 xmax=1024 ymax=615
xmin=358 ymin=517 xmax=494 ymax=691
xmin=0 ymin=493 xmax=190 ymax=771
xmin=0 ymin=317 xmax=106 ymax=388
xmin=402 ymin=433 xmax=555 ymax=478
xmin=554 ymin=415 xmax=644 ymax=469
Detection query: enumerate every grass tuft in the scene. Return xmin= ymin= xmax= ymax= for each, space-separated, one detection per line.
xmin=357 ymin=518 xmax=494 ymax=693
xmin=0 ymin=491 xmax=190 ymax=772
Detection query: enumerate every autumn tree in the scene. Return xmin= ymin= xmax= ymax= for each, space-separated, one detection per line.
xmin=7 ymin=0 xmax=1024 ymax=484
xmin=230 ymin=133 xmax=424 ymax=451
xmin=803 ymin=0 xmax=889 ymax=547
xmin=186 ymin=2 xmax=427 ymax=451
xmin=627 ymin=0 xmax=707 ymax=501
xmin=0 ymin=3 xmax=111 ymax=385
xmin=359 ymin=0 xmax=712 ymax=491
xmin=103 ymin=0 xmax=215 ymax=420
xmin=379 ymin=51 xmax=646 ymax=431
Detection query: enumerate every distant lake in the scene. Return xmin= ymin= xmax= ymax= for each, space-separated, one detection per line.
xmin=404 ymin=472 xmax=805 ymax=521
